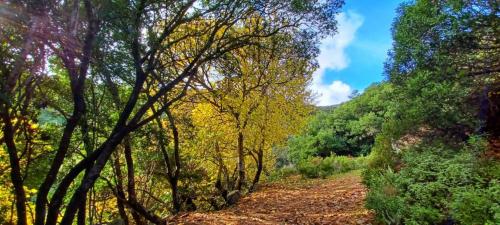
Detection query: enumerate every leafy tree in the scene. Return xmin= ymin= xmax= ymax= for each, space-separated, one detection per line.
xmin=288 ymin=83 xmax=393 ymax=162
xmin=0 ymin=0 xmax=344 ymax=224
xmin=364 ymin=1 xmax=500 ymax=224
xmin=192 ymin=34 xmax=314 ymax=198
xmin=385 ymin=0 xmax=499 ymax=139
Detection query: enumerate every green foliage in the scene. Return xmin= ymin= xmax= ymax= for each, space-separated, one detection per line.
xmin=366 ymin=132 xmax=397 ymax=171
xmin=364 ymin=168 xmax=405 ymax=225
xmin=365 ymin=143 xmax=500 ymax=225
xmin=388 ymin=70 xmax=477 ymax=138
xmin=384 ymin=0 xmax=499 ymax=137
xmin=363 ymin=1 xmax=500 ymax=223
xmin=267 ymin=165 xmax=298 ymax=182
xmin=288 ymin=83 xmax=393 ymax=162
xmin=296 ymin=157 xmax=322 ymax=178
xmin=450 ymin=184 xmax=500 ymax=225
xmin=296 ymin=155 xmax=366 ymax=179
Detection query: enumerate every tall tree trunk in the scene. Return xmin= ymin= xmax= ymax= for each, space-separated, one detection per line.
xmin=123 ymin=138 xmax=144 ymax=225
xmin=78 ymin=100 xmax=96 ymax=225
xmin=58 ymin=131 xmax=127 ymax=224
xmin=235 ymin=131 xmax=245 ymax=190
xmin=250 ymin=148 xmax=263 ymax=192
xmin=77 ymin=195 xmax=86 ymax=225
xmin=154 ymin=108 xmax=182 ymax=212
xmin=100 ymin=41 xmax=137 ymax=225
xmin=0 ymin=111 xmax=28 ymax=225
xmin=112 ymin=152 xmax=130 ymax=225
xmin=214 ymin=142 xmax=229 ymax=203
xmin=166 ymin=108 xmax=182 ymax=212
xmin=35 ymin=0 xmax=98 ymax=222
xmin=0 ymin=5 xmax=37 ymax=224
xmin=169 ymin=177 xmax=181 ymax=212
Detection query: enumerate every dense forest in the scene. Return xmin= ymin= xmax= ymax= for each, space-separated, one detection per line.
xmin=0 ymin=0 xmax=499 ymax=224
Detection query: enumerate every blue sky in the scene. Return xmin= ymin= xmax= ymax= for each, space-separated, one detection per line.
xmin=311 ymin=0 xmax=404 ymax=106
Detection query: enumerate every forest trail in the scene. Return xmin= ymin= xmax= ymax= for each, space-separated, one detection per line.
xmin=169 ymin=171 xmax=374 ymax=225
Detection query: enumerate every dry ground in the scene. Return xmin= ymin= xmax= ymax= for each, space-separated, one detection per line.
xmin=168 ymin=171 xmax=374 ymax=225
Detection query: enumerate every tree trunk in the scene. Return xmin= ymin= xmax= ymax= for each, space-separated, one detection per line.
xmin=1 ymin=8 xmax=36 ymax=224
xmin=250 ymin=148 xmax=263 ymax=192
xmin=77 ymin=195 xmax=86 ymax=225
xmin=35 ymin=0 xmax=98 ymax=222
xmin=123 ymin=138 xmax=144 ymax=225
xmin=53 ymin=128 xmax=129 ymax=224
xmin=166 ymin=108 xmax=182 ymax=213
xmin=170 ymin=177 xmax=181 ymax=212
xmin=112 ymin=152 xmax=130 ymax=225
xmin=236 ymin=131 xmax=246 ymax=190
xmin=0 ymin=111 xmax=28 ymax=225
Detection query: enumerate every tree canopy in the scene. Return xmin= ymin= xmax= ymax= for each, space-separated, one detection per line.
xmin=0 ymin=0 xmax=343 ymax=224
xmin=1 ymin=0 xmax=498 ymax=224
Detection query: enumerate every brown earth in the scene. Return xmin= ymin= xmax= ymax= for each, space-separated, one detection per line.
xmin=168 ymin=171 xmax=374 ymax=225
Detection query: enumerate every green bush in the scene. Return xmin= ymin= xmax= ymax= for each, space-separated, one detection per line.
xmin=364 ymin=143 xmax=500 ymax=225
xmin=365 ymin=168 xmax=405 ymax=225
xmin=267 ymin=165 xmax=298 ymax=181
xmin=286 ymin=84 xmax=393 ymax=162
xmin=297 ymin=155 xmax=366 ymax=178
xmin=450 ymin=183 xmax=500 ymax=225
xmin=297 ymin=157 xmax=322 ymax=178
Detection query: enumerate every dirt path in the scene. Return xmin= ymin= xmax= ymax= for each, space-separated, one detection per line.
xmin=169 ymin=171 xmax=374 ymax=225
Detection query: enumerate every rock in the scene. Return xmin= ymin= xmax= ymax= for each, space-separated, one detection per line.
xmin=226 ymin=190 xmax=241 ymax=205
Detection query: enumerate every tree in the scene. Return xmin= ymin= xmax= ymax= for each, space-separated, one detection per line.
xmin=385 ymin=0 xmax=499 ymax=140
xmin=364 ymin=1 xmax=500 ymax=223
xmin=194 ymin=33 xmax=315 ymax=191
xmin=288 ymin=83 xmax=393 ymax=162
xmin=1 ymin=0 xmax=343 ymax=224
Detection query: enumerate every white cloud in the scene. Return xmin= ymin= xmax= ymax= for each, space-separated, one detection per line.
xmin=314 ymin=80 xmax=353 ymax=106
xmin=311 ymin=11 xmax=363 ymax=106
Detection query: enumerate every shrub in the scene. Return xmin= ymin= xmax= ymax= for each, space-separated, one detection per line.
xmin=450 ymin=183 xmax=500 ymax=225
xmin=365 ymin=143 xmax=500 ymax=225
xmin=365 ymin=169 xmax=405 ymax=225
xmin=267 ymin=165 xmax=298 ymax=181
xmin=297 ymin=155 xmax=366 ymax=178
xmin=297 ymin=157 xmax=322 ymax=178
xmin=366 ymin=132 xmax=398 ymax=171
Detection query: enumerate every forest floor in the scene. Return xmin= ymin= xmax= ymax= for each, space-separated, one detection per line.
xmin=168 ymin=170 xmax=374 ymax=225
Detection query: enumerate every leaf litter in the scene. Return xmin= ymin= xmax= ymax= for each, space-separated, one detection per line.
xmin=168 ymin=171 xmax=374 ymax=225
